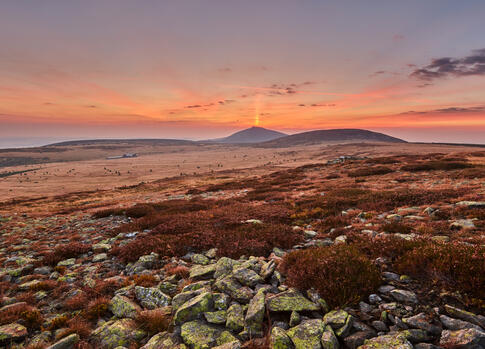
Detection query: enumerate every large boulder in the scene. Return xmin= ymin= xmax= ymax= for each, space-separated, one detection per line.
xmin=271 ymin=326 xmax=294 ymax=349
xmin=135 ymin=286 xmax=172 ymax=309
xmin=321 ymin=325 xmax=339 ymax=349
xmin=140 ymin=331 xmax=186 ymax=349
xmin=46 ymin=334 xmax=79 ymax=349
xmin=181 ymin=320 xmax=237 ymax=349
xmin=190 ymin=264 xmax=217 ymax=280
xmin=214 ymin=277 xmax=253 ymax=303
xmin=439 ymin=328 xmax=485 ymax=348
xmin=109 ymin=295 xmax=141 ymax=319
xmin=245 ymin=289 xmax=266 ymax=336
xmin=0 ymin=323 xmax=28 ymax=344
xmin=287 ymin=319 xmax=325 ymax=349
xmin=92 ymin=319 xmax=146 ymax=349
xmin=323 ymin=310 xmax=353 ymax=337
xmin=267 ymin=290 xmax=320 ymax=312
xmin=233 ymin=266 xmax=263 ymax=287
xmin=358 ymin=333 xmax=412 ymax=349
xmin=226 ymin=303 xmax=245 ymax=332
xmin=174 ymin=291 xmax=213 ymax=324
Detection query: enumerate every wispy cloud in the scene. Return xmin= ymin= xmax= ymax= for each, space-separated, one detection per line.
xmin=400 ymin=106 xmax=485 ymax=115
xmin=410 ymin=48 xmax=485 ymax=80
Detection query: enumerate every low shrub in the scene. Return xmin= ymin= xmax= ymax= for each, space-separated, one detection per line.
xmin=135 ymin=308 xmax=172 ymax=334
xmin=64 ymin=293 xmax=89 ymax=311
xmin=40 ymin=242 xmax=91 ymax=266
xmin=395 ymin=242 xmax=485 ymax=300
xmin=401 ymin=161 xmax=472 ymax=172
xmin=133 ymin=274 xmax=158 ymax=287
xmin=30 ymin=280 xmax=57 ymax=292
xmin=57 ymin=317 xmax=92 ymax=339
xmin=83 ymin=297 xmax=110 ymax=320
xmin=381 ymin=222 xmax=413 ymax=234
xmin=0 ymin=303 xmax=43 ymax=329
xmin=280 ymin=245 xmax=381 ymax=308
xmin=164 ymin=264 xmax=190 ymax=279
xmin=348 ymin=166 xmax=394 ymax=177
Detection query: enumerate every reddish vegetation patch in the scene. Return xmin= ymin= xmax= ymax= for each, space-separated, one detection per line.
xmin=39 ymin=242 xmax=91 ymax=266
xmin=395 ymin=242 xmax=485 ymax=301
xmin=281 ymin=245 xmax=381 ymax=308
xmin=135 ymin=308 xmax=172 ymax=334
xmin=401 ymin=160 xmax=472 ymax=172
xmin=348 ymin=166 xmax=394 ymax=177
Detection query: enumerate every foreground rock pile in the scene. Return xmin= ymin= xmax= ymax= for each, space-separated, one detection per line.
xmin=2 ymin=237 xmax=484 ymax=348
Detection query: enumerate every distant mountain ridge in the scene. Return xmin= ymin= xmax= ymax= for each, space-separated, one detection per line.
xmin=206 ymin=126 xmax=287 ymax=144
xmin=258 ymin=129 xmax=406 ymax=147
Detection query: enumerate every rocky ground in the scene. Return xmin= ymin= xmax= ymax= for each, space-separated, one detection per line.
xmin=0 ymin=150 xmax=484 ymax=348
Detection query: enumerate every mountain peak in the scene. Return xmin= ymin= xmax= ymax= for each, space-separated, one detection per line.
xmin=209 ymin=127 xmax=287 ymax=144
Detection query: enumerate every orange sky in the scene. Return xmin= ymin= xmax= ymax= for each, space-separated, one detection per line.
xmin=1 ymin=1 xmax=485 ymax=144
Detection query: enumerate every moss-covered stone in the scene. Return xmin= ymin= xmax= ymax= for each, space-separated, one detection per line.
xmin=271 ymin=326 xmax=294 ymax=349
xmin=245 ymin=289 xmax=265 ymax=335
xmin=214 ymin=277 xmax=253 ymax=303
xmin=204 ymin=310 xmax=227 ymax=324
xmin=174 ymin=291 xmax=213 ymax=324
xmin=321 ymin=325 xmax=339 ymax=349
xmin=135 ymin=286 xmax=171 ymax=309
xmin=358 ymin=333 xmax=413 ymax=349
xmin=287 ymin=319 xmax=325 ymax=349
xmin=0 ymin=323 xmax=28 ymax=344
xmin=109 ymin=295 xmax=141 ymax=319
xmin=267 ymin=290 xmax=320 ymax=312
xmin=233 ymin=266 xmax=263 ymax=287
xmin=190 ymin=264 xmax=216 ymax=280
xmin=92 ymin=319 xmax=146 ymax=349
xmin=323 ymin=309 xmax=353 ymax=337
xmin=140 ymin=331 xmax=186 ymax=349
xmin=180 ymin=320 xmax=220 ymax=349
xmin=226 ymin=303 xmax=245 ymax=332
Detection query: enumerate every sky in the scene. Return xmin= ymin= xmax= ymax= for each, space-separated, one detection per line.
xmin=1 ymin=0 xmax=485 ymax=146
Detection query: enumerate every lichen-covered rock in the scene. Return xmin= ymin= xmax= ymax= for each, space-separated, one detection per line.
xmin=439 ymin=328 xmax=485 ymax=348
xmin=135 ymin=286 xmax=171 ymax=309
xmin=287 ymin=319 xmax=325 ymax=349
xmin=190 ymin=264 xmax=216 ymax=280
xmin=402 ymin=313 xmax=441 ymax=335
xmin=271 ymin=326 xmax=294 ymax=349
xmin=233 ymin=266 xmax=263 ymax=287
xmin=358 ymin=333 xmax=413 ymax=349
xmin=92 ymin=319 xmax=146 ymax=349
xmin=440 ymin=314 xmax=483 ymax=331
xmin=245 ymin=289 xmax=265 ymax=335
xmin=159 ymin=281 xmax=178 ymax=295
xmin=181 ymin=320 xmax=235 ymax=349
xmin=260 ymin=260 xmax=276 ymax=280
xmin=204 ymin=310 xmax=227 ymax=324
xmin=323 ymin=310 xmax=353 ymax=337
xmin=0 ymin=323 xmax=28 ymax=344
xmin=289 ymin=311 xmax=301 ymax=327
xmin=109 ymin=295 xmax=141 ymax=319
xmin=46 ymin=333 xmax=79 ymax=349
xmin=267 ymin=290 xmax=320 ymax=312
xmin=213 ymin=341 xmax=241 ymax=349
xmin=191 ymin=253 xmax=210 ymax=265
xmin=226 ymin=303 xmax=245 ymax=332
xmin=321 ymin=325 xmax=339 ymax=349
xmin=174 ymin=291 xmax=213 ymax=324
xmin=444 ymin=304 xmax=485 ymax=328
xmin=173 ymin=289 xmax=205 ymax=310
xmin=214 ymin=257 xmax=239 ymax=279
xmin=140 ymin=331 xmax=186 ymax=349
xmin=214 ymin=293 xmax=231 ymax=310
xmin=389 ymin=289 xmax=418 ymax=304
xmin=214 ymin=277 xmax=253 ymax=303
